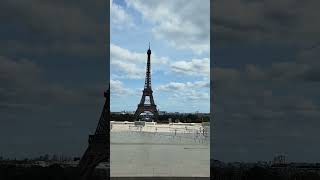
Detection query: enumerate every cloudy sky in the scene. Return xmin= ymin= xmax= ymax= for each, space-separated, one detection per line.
xmin=3 ymin=0 xmax=320 ymax=165
xmin=110 ymin=0 xmax=210 ymax=113
xmin=0 ymin=0 xmax=108 ymax=158
xmin=212 ymin=0 xmax=320 ymax=163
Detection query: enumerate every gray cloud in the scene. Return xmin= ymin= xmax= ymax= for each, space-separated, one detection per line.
xmin=0 ymin=0 xmax=108 ymax=158
xmin=0 ymin=0 xmax=107 ymax=58
xmin=212 ymin=1 xmax=320 ymax=161
xmin=0 ymin=56 xmax=106 ymax=158
xmin=0 ymin=56 xmax=104 ymax=111
xmin=212 ymin=0 xmax=320 ymax=47
xmin=212 ymin=61 xmax=320 ymax=162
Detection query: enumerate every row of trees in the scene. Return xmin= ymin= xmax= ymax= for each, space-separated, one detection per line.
xmin=34 ymin=154 xmax=78 ymax=162
xmin=211 ymin=166 xmax=320 ymax=180
xmin=110 ymin=113 xmax=210 ymax=123
xmin=0 ymin=155 xmax=80 ymax=162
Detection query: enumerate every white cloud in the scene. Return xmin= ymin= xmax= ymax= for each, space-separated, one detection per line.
xmin=170 ymin=58 xmax=210 ymax=78
xmin=157 ymin=81 xmax=209 ymax=92
xmin=156 ymin=80 xmax=210 ymax=109
xmin=111 ymin=44 xmax=210 ymax=80
xmin=110 ymin=79 xmax=131 ymax=96
xmin=157 ymin=82 xmax=190 ymax=91
xmin=111 ymin=43 xmax=168 ymax=79
xmin=185 ymin=90 xmax=209 ymax=101
xmin=126 ymin=0 xmax=210 ymax=54
xmin=168 ymin=90 xmax=209 ymax=104
xmin=111 ymin=60 xmax=145 ymax=79
xmin=111 ymin=44 xmax=145 ymax=64
xmin=111 ymin=44 xmax=168 ymax=65
xmin=111 ymin=0 xmax=135 ymax=28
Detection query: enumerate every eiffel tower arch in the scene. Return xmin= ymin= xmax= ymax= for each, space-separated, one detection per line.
xmin=134 ymin=44 xmax=159 ymax=122
xmin=78 ymin=86 xmax=110 ymax=180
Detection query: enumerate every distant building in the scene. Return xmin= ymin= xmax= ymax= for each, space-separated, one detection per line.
xmin=158 ymin=111 xmax=167 ymax=115
xmin=273 ymin=154 xmax=286 ymax=166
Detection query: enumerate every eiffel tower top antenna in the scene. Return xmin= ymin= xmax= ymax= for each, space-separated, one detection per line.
xmin=149 ymin=42 xmax=150 ymax=49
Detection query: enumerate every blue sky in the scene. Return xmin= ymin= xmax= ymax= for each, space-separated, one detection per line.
xmin=110 ymin=0 xmax=210 ymax=113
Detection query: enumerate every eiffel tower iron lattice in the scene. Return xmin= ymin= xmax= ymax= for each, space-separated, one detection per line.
xmin=78 ymin=86 xmax=110 ymax=180
xmin=134 ymin=44 xmax=159 ymax=121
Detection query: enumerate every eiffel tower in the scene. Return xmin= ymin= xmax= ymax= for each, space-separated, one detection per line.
xmin=78 ymin=85 xmax=110 ymax=180
xmin=134 ymin=44 xmax=159 ymax=121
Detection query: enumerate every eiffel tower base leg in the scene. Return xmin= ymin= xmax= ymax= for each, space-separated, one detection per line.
xmin=134 ymin=105 xmax=159 ymax=122
xmin=78 ymin=145 xmax=109 ymax=180
xmin=79 ymin=88 xmax=110 ymax=180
